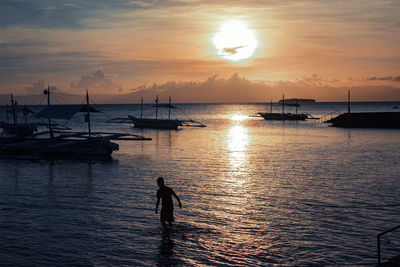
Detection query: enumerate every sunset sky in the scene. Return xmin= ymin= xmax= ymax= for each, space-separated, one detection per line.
xmin=1 ymin=0 xmax=400 ymax=102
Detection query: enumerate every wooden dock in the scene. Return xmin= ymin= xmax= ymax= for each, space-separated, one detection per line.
xmin=326 ymin=112 xmax=400 ymax=128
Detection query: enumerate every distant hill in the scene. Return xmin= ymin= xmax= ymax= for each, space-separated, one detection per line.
xmin=278 ymin=98 xmax=316 ymax=103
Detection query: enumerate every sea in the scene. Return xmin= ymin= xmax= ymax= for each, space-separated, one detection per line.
xmin=1 ymin=102 xmax=399 ymax=266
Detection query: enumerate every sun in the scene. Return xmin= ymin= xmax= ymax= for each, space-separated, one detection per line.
xmin=213 ymin=20 xmax=258 ymax=61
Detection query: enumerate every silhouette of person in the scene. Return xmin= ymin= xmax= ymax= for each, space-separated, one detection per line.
xmin=155 ymin=177 xmax=182 ymax=230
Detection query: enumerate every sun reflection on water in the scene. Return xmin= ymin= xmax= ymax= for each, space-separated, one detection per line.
xmin=228 ymin=125 xmax=248 ymax=152
xmin=217 ymin=123 xmax=253 ymax=230
xmin=226 ymin=125 xmax=250 ymax=180
xmin=230 ymin=114 xmax=248 ymax=121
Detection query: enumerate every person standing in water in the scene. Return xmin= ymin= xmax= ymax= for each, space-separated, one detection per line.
xmin=155 ymin=177 xmax=182 ymax=230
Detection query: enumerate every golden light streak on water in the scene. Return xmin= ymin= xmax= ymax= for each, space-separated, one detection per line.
xmin=227 ymin=125 xmax=249 ymax=172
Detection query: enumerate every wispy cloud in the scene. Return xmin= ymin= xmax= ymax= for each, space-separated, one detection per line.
xmin=367 ymin=75 xmax=400 ymax=82
xmin=222 ymin=46 xmax=245 ymax=55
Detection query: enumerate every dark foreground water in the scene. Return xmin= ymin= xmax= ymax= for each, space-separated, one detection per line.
xmin=1 ymin=102 xmax=400 ymax=266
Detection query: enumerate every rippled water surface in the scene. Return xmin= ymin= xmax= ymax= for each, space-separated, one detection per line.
xmin=1 ymin=102 xmax=400 ymax=266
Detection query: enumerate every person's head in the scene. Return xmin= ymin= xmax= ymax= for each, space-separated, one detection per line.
xmin=157 ymin=177 xmax=164 ymax=187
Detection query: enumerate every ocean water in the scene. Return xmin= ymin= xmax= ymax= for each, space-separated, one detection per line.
xmin=1 ymin=102 xmax=400 ymax=266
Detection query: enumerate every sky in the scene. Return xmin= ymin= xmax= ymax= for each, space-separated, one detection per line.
xmin=1 ymin=0 xmax=400 ymax=102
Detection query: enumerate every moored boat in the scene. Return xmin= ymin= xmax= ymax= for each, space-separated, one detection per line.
xmin=258 ymin=112 xmax=308 ymax=121
xmin=127 ymin=116 xmax=183 ymax=129
xmin=259 ymin=95 xmax=310 ymax=121
xmin=0 ymin=88 xmax=151 ymax=159
xmin=107 ymin=96 xmax=205 ymax=129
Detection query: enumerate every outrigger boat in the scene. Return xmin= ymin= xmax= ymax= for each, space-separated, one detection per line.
xmin=0 ymin=87 xmax=151 ymax=159
xmin=107 ymin=96 xmax=205 ymax=129
xmin=259 ymin=95 xmax=310 ymax=121
xmin=1 ymin=95 xmax=39 ymax=137
xmin=1 ymin=94 xmax=73 ymax=138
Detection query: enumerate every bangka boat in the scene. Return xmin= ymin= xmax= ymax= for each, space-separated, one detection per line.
xmin=259 ymin=95 xmax=309 ymax=121
xmin=0 ymin=88 xmax=151 ymax=159
xmin=127 ymin=116 xmax=183 ymax=129
xmin=1 ymin=95 xmax=38 ymax=137
xmin=259 ymin=112 xmax=308 ymax=120
xmin=107 ymin=96 xmax=205 ymax=129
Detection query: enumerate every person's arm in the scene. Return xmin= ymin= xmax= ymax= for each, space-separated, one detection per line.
xmin=172 ymin=190 xmax=182 ymax=208
xmin=155 ymin=196 xmax=160 ymax=214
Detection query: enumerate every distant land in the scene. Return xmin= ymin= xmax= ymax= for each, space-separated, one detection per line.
xmin=279 ymin=98 xmax=316 ymax=103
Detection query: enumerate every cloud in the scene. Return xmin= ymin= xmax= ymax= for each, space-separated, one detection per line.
xmin=7 ymin=73 xmax=400 ymax=103
xmin=105 ymin=73 xmax=400 ymax=103
xmin=0 ymin=0 xmax=176 ymax=29
xmin=70 ymin=70 xmax=121 ymax=94
xmin=367 ymin=75 xmax=400 ymax=82
xmin=124 ymin=73 xmax=264 ymax=102
xmin=222 ymin=46 xmax=245 ymax=55
xmin=131 ymin=73 xmax=255 ymax=93
xmin=25 ymin=79 xmax=57 ymax=93
xmin=0 ymin=50 xmax=110 ymax=86
xmin=128 ymin=1 xmax=155 ymax=8
xmin=0 ymin=1 xmax=84 ymax=29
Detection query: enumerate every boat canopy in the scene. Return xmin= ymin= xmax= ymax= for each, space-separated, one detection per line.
xmin=35 ymin=104 xmax=100 ymax=120
xmin=6 ymin=106 xmax=35 ymax=114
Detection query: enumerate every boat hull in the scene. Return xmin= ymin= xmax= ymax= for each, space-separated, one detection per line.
xmin=259 ymin=112 xmax=308 ymax=121
xmin=0 ymin=122 xmax=37 ymax=137
xmin=128 ymin=116 xmax=183 ymax=129
xmin=0 ymin=138 xmax=119 ymax=159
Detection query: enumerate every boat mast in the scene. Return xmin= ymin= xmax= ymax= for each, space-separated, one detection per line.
xmin=270 ymin=99 xmax=272 ymax=114
xmin=282 ymin=94 xmax=285 ymax=115
xmin=6 ymin=104 xmax=10 ymax=125
xmin=347 ymin=89 xmax=351 ymax=113
xmin=140 ymin=97 xmax=143 ymax=119
xmin=86 ymin=90 xmax=91 ymax=137
xmin=44 ymin=85 xmax=54 ymax=139
xmin=168 ymin=96 xmax=171 ymax=120
xmin=155 ymin=95 xmax=158 ymax=120
xmin=10 ymin=94 xmax=17 ymax=125
xmin=23 ymin=105 xmax=28 ymax=124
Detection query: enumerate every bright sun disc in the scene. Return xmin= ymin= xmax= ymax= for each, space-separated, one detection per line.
xmin=213 ymin=20 xmax=258 ymax=61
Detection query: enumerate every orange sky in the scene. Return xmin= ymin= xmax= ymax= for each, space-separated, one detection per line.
xmin=1 ymin=0 xmax=400 ymax=102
